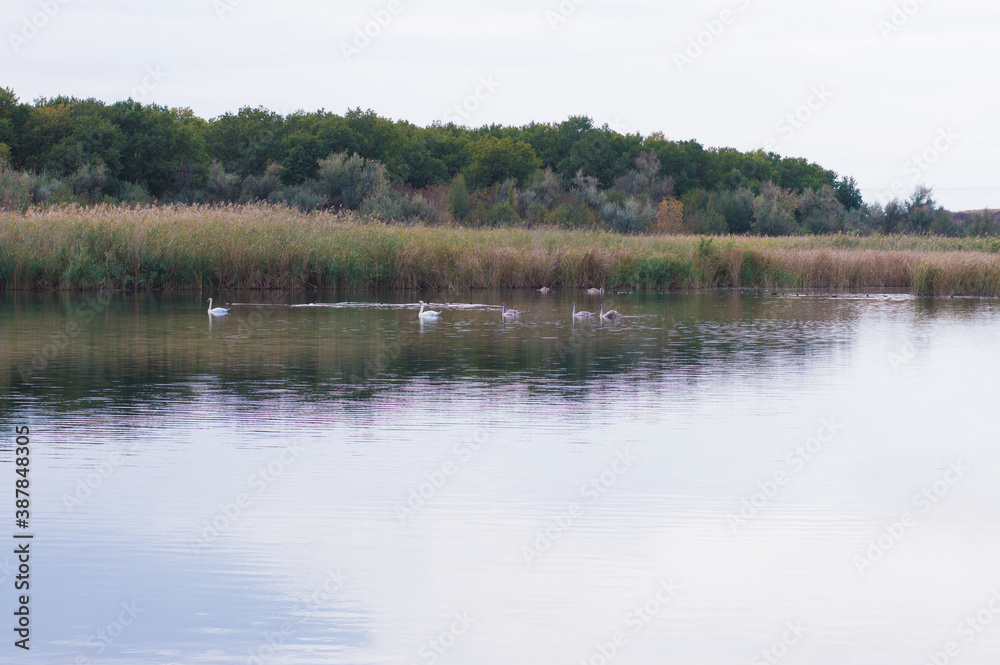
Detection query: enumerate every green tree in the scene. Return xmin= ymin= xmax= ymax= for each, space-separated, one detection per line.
xmin=752 ymin=183 xmax=800 ymax=235
xmin=447 ymin=174 xmax=470 ymax=219
xmin=465 ymin=136 xmax=540 ymax=188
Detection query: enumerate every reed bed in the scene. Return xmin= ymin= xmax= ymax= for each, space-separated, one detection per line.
xmin=2 ymin=204 xmax=1000 ymax=295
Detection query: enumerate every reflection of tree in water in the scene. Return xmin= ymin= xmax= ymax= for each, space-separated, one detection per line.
xmin=1 ymin=291 xmax=971 ymax=410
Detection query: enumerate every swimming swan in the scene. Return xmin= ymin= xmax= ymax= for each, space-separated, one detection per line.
xmin=572 ymin=302 xmax=594 ymax=319
xmin=600 ymin=304 xmax=621 ymax=320
xmin=587 ymin=287 xmax=605 ymax=295
xmin=207 ymin=298 xmax=230 ymax=316
xmin=418 ymin=300 xmax=441 ymax=319
xmin=501 ymin=303 xmax=521 ymax=319
xmin=538 ymin=287 xmax=552 ymax=294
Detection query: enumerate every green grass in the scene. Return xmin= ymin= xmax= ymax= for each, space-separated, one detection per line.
xmin=2 ymin=203 xmax=1000 ymax=295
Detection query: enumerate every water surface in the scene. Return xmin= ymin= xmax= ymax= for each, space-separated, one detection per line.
xmin=2 ymin=290 xmax=999 ymax=665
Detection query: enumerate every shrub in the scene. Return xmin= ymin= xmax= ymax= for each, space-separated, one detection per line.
xmin=601 ymin=196 xmax=656 ymax=234
xmin=118 ymin=181 xmax=155 ymax=206
xmin=752 ymin=182 xmax=799 ymax=236
xmin=240 ymin=162 xmax=283 ymax=203
xmin=69 ymin=163 xmax=108 ymax=202
xmin=314 ymin=152 xmax=388 ymax=209
xmin=447 ymin=174 xmax=470 ymax=220
xmin=204 ymin=161 xmax=240 ymax=203
xmin=547 ymin=203 xmax=594 ymax=229
xmin=284 ymin=184 xmax=328 ymax=211
xmin=613 ymin=151 xmax=675 ymax=202
xmin=0 ymin=166 xmax=35 ymax=211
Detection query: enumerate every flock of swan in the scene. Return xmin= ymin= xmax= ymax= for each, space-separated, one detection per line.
xmin=210 ymin=292 xmax=623 ymax=321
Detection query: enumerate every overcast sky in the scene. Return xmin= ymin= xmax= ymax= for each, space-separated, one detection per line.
xmin=2 ymin=0 xmax=997 ymax=210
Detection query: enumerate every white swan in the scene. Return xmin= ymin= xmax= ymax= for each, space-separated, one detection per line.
xmin=572 ymin=302 xmax=594 ymax=319
xmin=600 ymin=303 xmax=621 ymax=320
xmin=207 ymin=298 xmax=230 ymax=316
xmin=586 ymin=287 xmax=605 ymax=295
xmin=501 ymin=303 xmax=520 ymax=319
xmin=538 ymin=287 xmax=552 ymax=294
xmin=418 ymin=300 xmax=441 ymax=319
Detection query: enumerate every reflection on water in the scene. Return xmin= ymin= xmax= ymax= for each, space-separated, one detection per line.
xmin=3 ymin=290 xmax=1000 ymax=664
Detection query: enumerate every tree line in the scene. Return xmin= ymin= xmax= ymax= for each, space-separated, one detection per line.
xmin=0 ymin=86 xmax=995 ymax=236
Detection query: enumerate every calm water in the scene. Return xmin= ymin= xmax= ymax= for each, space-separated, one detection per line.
xmin=2 ymin=290 xmax=1000 ymax=665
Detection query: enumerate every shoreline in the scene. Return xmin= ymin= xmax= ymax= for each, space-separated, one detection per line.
xmin=3 ymin=204 xmax=1000 ymax=296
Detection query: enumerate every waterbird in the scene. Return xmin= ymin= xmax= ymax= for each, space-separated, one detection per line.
xmin=417 ymin=300 xmax=441 ymax=319
xmin=572 ymin=303 xmax=594 ymax=319
xmin=207 ymin=298 xmax=230 ymax=316
xmin=587 ymin=287 xmax=605 ymax=295
xmin=501 ymin=303 xmax=521 ymax=320
xmin=600 ymin=304 xmax=621 ymax=320
xmin=538 ymin=287 xmax=552 ymax=294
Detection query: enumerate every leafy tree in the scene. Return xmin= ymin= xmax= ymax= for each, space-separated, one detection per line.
xmin=204 ymin=106 xmax=287 ymax=177
xmin=834 ymin=175 xmax=863 ymax=210
xmin=312 ymin=152 xmax=387 ymax=209
xmin=752 ymin=183 xmax=799 ymax=236
xmin=465 ymin=136 xmax=540 ymax=188
xmin=447 ymin=174 xmax=470 ymax=220
xmin=964 ymin=209 xmax=998 ymax=237
xmin=108 ymin=101 xmax=209 ymax=198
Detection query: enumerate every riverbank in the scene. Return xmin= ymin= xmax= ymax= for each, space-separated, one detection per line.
xmin=2 ymin=204 xmax=1000 ymax=295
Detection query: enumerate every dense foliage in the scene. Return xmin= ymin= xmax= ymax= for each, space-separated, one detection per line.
xmin=0 ymin=86 xmax=994 ymax=236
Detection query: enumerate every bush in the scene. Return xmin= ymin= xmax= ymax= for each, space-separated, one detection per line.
xmin=707 ymin=188 xmax=754 ymax=234
xmin=752 ymin=182 xmax=799 ymax=236
xmin=284 ymin=184 xmax=328 ymax=211
xmin=69 ymin=163 xmax=108 ymax=202
xmin=118 ymin=181 xmax=155 ymax=206
xmin=314 ymin=152 xmax=389 ymax=209
xmin=33 ymin=174 xmax=74 ymax=205
xmin=204 ymin=161 xmax=240 ymax=203
xmin=601 ymin=196 xmax=656 ymax=233
xmin=240 ymin=162 xmax=283 ymax=203
xmin=471 ymin=201 xmax=519 ymax=227
xmin=447 ymin=174 xmax=470 ymax=220
xmin=0 ymin=166 xmax=37 ymax=210
xmin=546 ymin=203 xmax=594 ymax=229
xmin=796 ymin=185 xmax=846 ymax=234
xmin=964 ymin=209 xmax=999 ymax=237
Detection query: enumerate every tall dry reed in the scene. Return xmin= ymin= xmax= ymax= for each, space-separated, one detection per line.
xmin=1 ymin=204 xmax=999 ymax=295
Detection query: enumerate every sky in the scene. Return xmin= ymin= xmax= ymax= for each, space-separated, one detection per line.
xmin=1 ymin=0 xmax=997 ymax=210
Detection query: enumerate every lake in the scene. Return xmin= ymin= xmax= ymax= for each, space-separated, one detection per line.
xmin=3 ymin=290 xmax=999 ymax=665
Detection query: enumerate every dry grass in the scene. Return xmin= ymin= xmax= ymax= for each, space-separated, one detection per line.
xmin=2 ymin=203 xmax=1000 ymax=295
